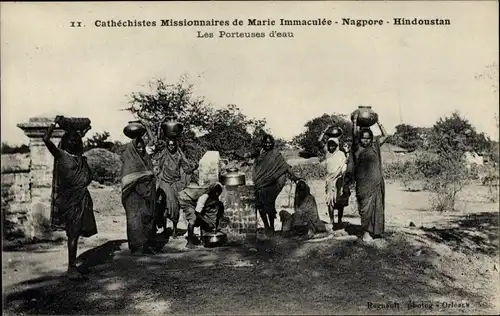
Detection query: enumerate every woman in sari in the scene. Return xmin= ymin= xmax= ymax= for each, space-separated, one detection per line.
xmin=121 ymin=136 xmax=157 ymax=255
xmin=156 ymin=138 xmax=196 ymax=238
xmin=280 ymin=180 xmax=327 ymax=239
xmin=229 ymin=134 xmax=301 ymax=236
xmin=318 ymin=127 xmax=349 ymax=228
xmin=178 ymin=182 xmax=224 ymax=248
xmin=345 ymin=119 xmax=389 ymax=242
xmin=44 ymin=116 xmax=96 ymax=280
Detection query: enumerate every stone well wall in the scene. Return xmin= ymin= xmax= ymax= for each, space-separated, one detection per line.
xmin=219 ymin=185 xmax=257 ymax=241
xmin=197 ymin=151 xmax=258 ymax=242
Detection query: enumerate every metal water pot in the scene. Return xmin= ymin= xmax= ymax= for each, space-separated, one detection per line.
xmin=220 ymin=167 xmax=246 ymax=186
xmin=161 ymin=120 xmax=184 ymax=138
xmin=123 ymin=120 xmax=146 ymax=139
xmin=326 ymin=126 xmax=343 ymax=138
xmin=351 ymin=106 xmax=378 ymax=127
xmin=202 ymin=230 xmax=228 ymax=248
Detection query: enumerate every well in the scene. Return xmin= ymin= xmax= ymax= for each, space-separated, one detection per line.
xmin=219 ymin=184 xmax=257 ymax=242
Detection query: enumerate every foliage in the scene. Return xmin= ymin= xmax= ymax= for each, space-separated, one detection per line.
xmin=420 ymin=113 xmax=480 ymax=211
xmin=124 ymin=76 xmax=268 ymax=164
xmin=1 ymin=143 xmax=29 ymax=155
xmin=426 ymin=112 xmax=491 ymax=155
xmin=84 ymin=131 xmax=125 ymax=155
xmin=291 ymin=163 xmax=327 ymax=180
xmin=292 ymin=113 xmax=353 ymax=158
xmin=485 ymin=140 xmax=499 ymax=165
xmin=84 ymin=148 xmax=122 ymax=184
xmin=387 ymin=124 xmax=426 ymax=151
xmin=200 ymin=104 xmax=267 ymax=155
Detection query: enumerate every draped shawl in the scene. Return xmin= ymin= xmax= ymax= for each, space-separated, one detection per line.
xmin=293 ymin=181 xmax=326 ymax=233
xmin=50 ymin=144 xmax=96 ymax=237
xmin=120 ymin=139 xmax=155 ymax=199
xmin=253 ymin=148 xmax=289 ymax=190
xmin=351 ymin=136 xmax=385 ymax=235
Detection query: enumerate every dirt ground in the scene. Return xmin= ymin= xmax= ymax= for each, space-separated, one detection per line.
xmin=2 ymin=180 xmax=499 ymax=315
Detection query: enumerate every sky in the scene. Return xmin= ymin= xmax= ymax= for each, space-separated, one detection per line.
xmin=1 ymin=1 xmax=498 ymax=145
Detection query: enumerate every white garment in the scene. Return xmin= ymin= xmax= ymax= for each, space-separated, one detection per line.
xmin=324 ymin=149 xmax=347 ymax=206
xmin=195 ymin=194 xmax=209 ymax=213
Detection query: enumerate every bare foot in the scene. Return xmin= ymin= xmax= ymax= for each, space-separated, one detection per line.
xmin=191 ymin=236 xmax=202 ymax=245
xmin=362 ymin=232 xmax=374 ymax=243
xmin=76 ymin=266 xmax=90 ymax=275
xmin=185 ymin=242 xmax=199 ymax=249
xmin=264 ymin=228 xmax=275 ymax=238
xmin=142 ymin=246 xmax=157 ymax=255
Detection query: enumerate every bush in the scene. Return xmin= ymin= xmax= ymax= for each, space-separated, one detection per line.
xmin=291 ymin=163 xmax=327 ymax=180
xmin=84 ymin=148 xmax=122 ymax=184
xmin=382 ymin=161 xmax=406 ymax=180
xmin=292 ymin=113 xmax=353 ymax=158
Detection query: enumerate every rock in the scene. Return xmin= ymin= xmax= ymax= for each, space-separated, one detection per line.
xmin=409 ymin=221 xmax=416 ymax=227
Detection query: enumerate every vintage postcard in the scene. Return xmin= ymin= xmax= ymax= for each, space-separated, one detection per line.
xmin=1 ymin=1 xmax=499 ymax=315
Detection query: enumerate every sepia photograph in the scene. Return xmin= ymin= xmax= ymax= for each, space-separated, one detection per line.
xmin=1 ymin=1 xmax=499 ymax=315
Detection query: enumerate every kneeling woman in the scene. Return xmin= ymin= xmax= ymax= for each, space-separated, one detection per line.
xmin=280 ymin=180 xmax=327 ymax=239
xmin=121 ymin=137 xmax=157 ymax=255
xmin=178 ymin=182 xmax=224 ymax=248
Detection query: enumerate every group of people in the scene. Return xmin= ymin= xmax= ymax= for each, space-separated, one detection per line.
xmin=120 ymin=125 xmax=226 ymax=252
xmin=314 ymin=119 xmax=389 ymax=243
xmin=275 ymin=118 xmax=389 ymax=243
xmin=43 ymin=113 xmax=389 ymax=280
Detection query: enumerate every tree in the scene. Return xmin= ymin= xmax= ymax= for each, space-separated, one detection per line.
xmin=83 ymin=131 xmax=125 ymax=155
xmin=199 ymin=104 xmax=267 ymax=157
xmin=423 ymin=112 xmax=487 ymax=211
xmin=292 ymin=113 xmax=353 ymax=158
xmin=84 ymin=131 xmax=112 ymax=150
xmin=389 ymin=124 xmax=424 ymax=151
xmin=124 ymin=75 xmax=268 ymax=162
xmin=427 ymin=112 xmax=491 ymax=155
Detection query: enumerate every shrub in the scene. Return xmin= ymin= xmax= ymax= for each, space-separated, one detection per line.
xmin=291 ymin=163 xmax=327 ymax=180
xmin=382 ymin=161 xmax=406 ymax=180
xmin=84 ymin=148 xmax=122 ymax=184
xmin=424 ymin=154 xmax=469 ymax=212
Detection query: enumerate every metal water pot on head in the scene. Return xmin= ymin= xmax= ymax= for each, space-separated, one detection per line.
xmin=123 ymin=120 xmax=146 ymax=139
xmin=161 ymin=119 xmax=184 ymax=138
xmin=325 ymin=126 xmax=343 ymax=138
xmin=351 ymin=106 xmax=379 ymax=127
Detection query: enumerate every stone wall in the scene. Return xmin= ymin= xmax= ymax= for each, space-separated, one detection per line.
xmin=1 ymin=116 xmax=66 ymax=241
xmin=1 ymin=154 xmax=33 ymax=239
